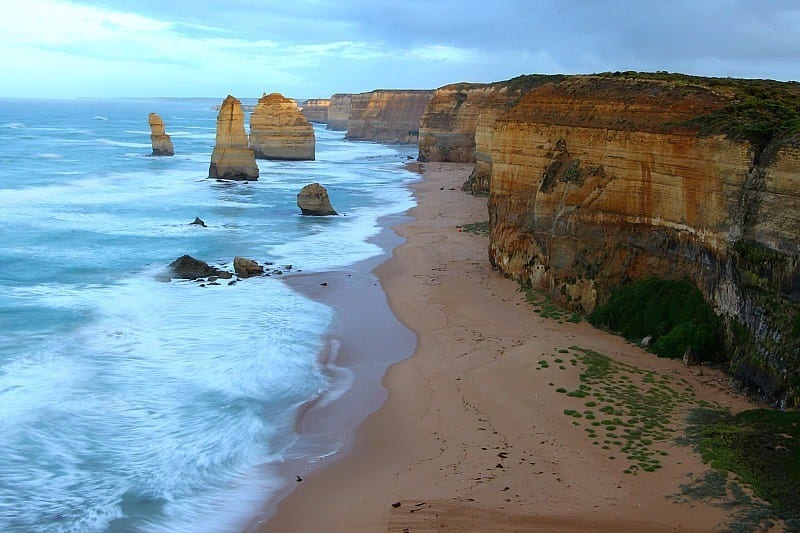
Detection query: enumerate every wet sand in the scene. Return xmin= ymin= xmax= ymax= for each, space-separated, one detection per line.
xmin=257 ymin=163 xmax=755 ymax=532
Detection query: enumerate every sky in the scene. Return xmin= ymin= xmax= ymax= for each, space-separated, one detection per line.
xmin=1 ymin=0 xmax=798 ymax=99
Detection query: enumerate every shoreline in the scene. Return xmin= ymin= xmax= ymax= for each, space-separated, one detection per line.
xmin=243 ymin=209 xmax=418 ymax=529
xmin=258 ymin=163 xmax=757 ymax=532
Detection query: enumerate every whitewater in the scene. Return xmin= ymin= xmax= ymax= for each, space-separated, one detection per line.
xmin=0 ymin=97 xmax=417 ymax=532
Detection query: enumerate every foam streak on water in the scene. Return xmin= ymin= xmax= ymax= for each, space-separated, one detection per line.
xmin=0 ymin=98 xmax=417 ymax=532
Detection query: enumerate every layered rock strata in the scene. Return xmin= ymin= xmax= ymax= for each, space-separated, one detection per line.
xmin=297 ymin=183 xmax=337 ymax=215
xmin=148 ymin=113 xmax=174 ymax=156
xmin=300 ymin=99 xmax=330 ymax=123
xmin=345 ymin=90 xmax=433 ymax=143
xmin=209 ymin=95 xmax=259 ymax=181
xmin=486 ymin=74 xmax=800 ymax=406
xmin=326 ymin=93 xmax=352 ymax=131
xmin=249 ymin=93 xmax=315 ymax=161
xmin=418 ymin=76 xmax=563 ymax=194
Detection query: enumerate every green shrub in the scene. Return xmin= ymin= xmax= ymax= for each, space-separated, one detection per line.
xmin=588 ymin=278 xmax=723 ymax=360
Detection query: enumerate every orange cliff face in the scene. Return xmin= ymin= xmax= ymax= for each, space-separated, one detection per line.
xmin=345 ymin=90 xmax=433 ymax=144
xmin=486 ymin=75 xmax=800 ymax=406
xmin=326 ymin=94 xmax=352 ymax=131
xmin=300 ymin=98 xmax=330 ymax=124
xmin=418 ymin=76 xmax=563 ymax=193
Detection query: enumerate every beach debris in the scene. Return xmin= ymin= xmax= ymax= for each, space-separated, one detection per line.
xmin=296 ymin=475 xmax=303 ymax=482
xmin=320 ymin=282 xmax=328 ymax=286
xmin=148 ymin=112 xmax=174 ymax=156
xmin=233 ymin=256 xmax=264 ymax=278
xmin=190 ymin=217 xmax=206 ymax=227
xmin=391 ymin=502 xmax=401 ymax=508
xmin=297 ymin=183 xmax=338 ymax=216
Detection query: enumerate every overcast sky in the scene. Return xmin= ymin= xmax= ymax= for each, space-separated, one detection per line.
xmin=1 ymin=0 xmax=798 ymax=99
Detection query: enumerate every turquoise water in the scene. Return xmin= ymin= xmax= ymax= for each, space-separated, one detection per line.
xmin=0 ymin=98 xmax=417 ymax=532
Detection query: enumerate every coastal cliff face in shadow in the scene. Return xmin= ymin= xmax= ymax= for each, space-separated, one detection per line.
xmin=326 ymin=93 xmax=352 ymax=131
xmin=420 ymin=72 xmax=800 ymax=407
xmin=300 ymin=98 xmax=330 ymax=124
xmin=345 ymin=90 xmax=434 ymax=144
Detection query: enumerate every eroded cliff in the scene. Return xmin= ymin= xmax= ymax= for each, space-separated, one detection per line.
xmin=326 ymin=93 xmax=352 ymax=131
xmin=148 ymin=112 xmax=174 ymax=156
xmin=345 ymin=90 xmax=433 ymax=143
xmin=249 ymin=93 xmax=315 ymax=161
xmin=418 ymin=76 xmax=563 ymax=193
xmin=301 ymin=99 xmax=330 ymax=124
xmin=486 ymin=74 xmax=800 ymax=406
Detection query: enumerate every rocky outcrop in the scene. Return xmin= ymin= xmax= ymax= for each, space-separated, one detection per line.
xmin=345 ymin=90 xmax=433 ymax=143
xmin=209 ymin=95 xmax=259 ymax=181
xmin=418 ymin=76 xmax=564 ymax=193
xmin=297 ymin=183 xmax=337 ymax=215
xmin=166 ymin=255 xmax=233 ymax=280
xmin=301 ymin=99 xmax=330 ymax=123
xmin=148 ymin=113 xmax=174 ymax=156
xmin=233 ymin=256 xmax=264 ymax=278
xmin=249 ymin=93 xmax=315 ymax=161
xmin=487 ymin=74 xmax=800 ymax=406
xmin=326 ymin=94 xmax=352 ymax=131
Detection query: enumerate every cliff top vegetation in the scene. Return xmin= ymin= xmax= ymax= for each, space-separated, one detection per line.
xmin=595 ymin=71 xmax=800 ymax=151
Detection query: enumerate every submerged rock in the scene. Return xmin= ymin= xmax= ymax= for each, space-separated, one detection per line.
xmin=233 ymin=256 xmax=264 ymax=278
xmin=166 ymin=255 xmax=232 ymax=280
xmin=208 ymin=95 xmax=259 ymax=181
xmin=148 ymin=113 xmax=174 ymax=156
xmin=190 ymin=217 xmax=207 ymax=227
xmin=297 ymin=183 xmax=337 ymax=216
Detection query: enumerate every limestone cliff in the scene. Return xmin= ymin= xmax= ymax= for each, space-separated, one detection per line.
xmin=418 ymin=76 xmax=562 ymax=193
xmin=209 ymin=95 xmax=259 ymax=181
xmin=486 ymin=74 xmax=800 ymax=406
xmin=345 ymin=90 xmax=433 ymax=143
xmin=326 ymin=93 xmax=352 ymax=131
xmin=148 ymin=112 xmax=174 ymax=156
xmin=301 ymin=99 xmax=330 ymax=123
xmin=249 ymin=93 xmax=315 ymax=161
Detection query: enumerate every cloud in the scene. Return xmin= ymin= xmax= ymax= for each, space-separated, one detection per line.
xmin=1 ymin=0 xmax=798 ymax=97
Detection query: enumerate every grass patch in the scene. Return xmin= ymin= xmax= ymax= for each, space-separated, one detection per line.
xmin=517 ymin=282 xmax=583 ymax=323
xmin=461 ymin=221 xmax=490 ymax=236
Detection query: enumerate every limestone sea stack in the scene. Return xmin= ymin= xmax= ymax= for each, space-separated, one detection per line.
xmin=297 ymin=183 xmax=337 ymax=215
xmin=148 ymin=113 xmax=174 ymax=156
xmin=326 ymin=93 xmax=352 ymax=131
xmin=249 ymin=93 xmax=315 ymax=161
xmin=208 ymin=95 xmax=259 ymax=181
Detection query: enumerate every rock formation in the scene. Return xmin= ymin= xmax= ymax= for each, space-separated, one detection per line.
xmin=297 ymin=183 xmax=337 ymax=215
xmin=208 ymin=95 xmax=259 ymax=181
xmin=326 ymin=93 xmax=352 ymax=131
xmin=249 ymin=93 xmax=315 ymax=161
xmin=301 ymin=99 xmax=330 ymax=123
xmin=166 ymin=255 xmax=233 ymax=280
xmin=148 ymin=113 xmax=174 ymax=156
xmin=345 ymin=90 xmax=433 ymax=143
xmin=484 ymin=73 xmax=800 ymax=406
xmin=233 ymin=256 xmax=264 ymax=278
xmin=418 ymin=76 xmax=564 ymax=193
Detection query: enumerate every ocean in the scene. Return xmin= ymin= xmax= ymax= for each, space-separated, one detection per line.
xmin=0 ymin=98 xmax=417 ymax=532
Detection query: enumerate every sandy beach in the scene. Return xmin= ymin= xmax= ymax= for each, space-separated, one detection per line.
xmin=258 ymin=163 xmax=756 ymax=532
